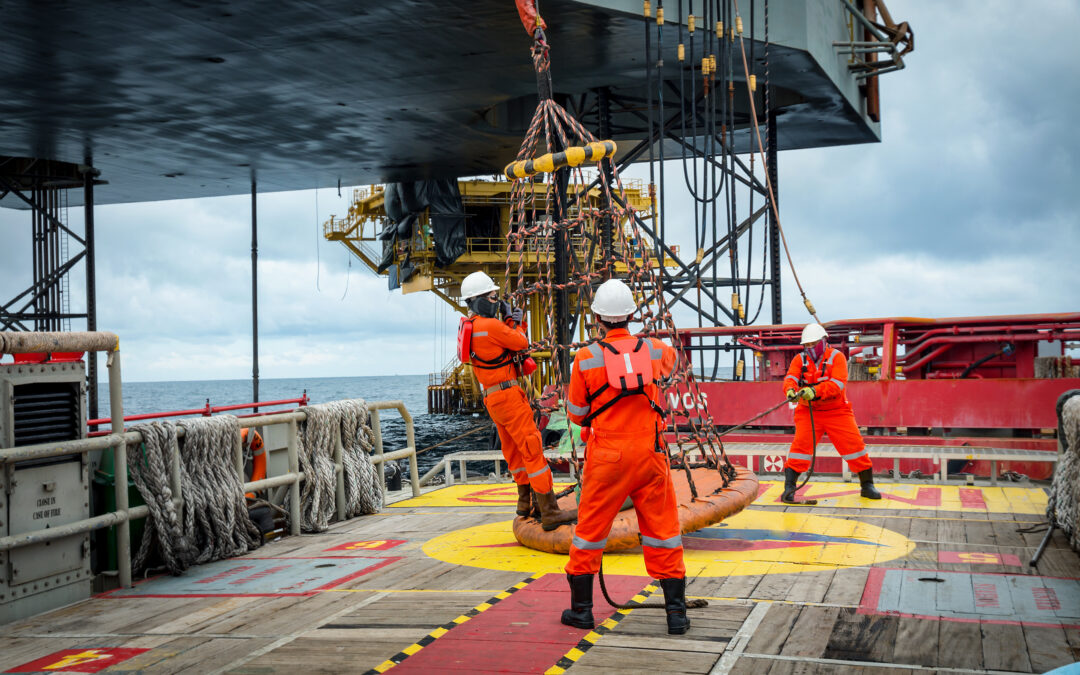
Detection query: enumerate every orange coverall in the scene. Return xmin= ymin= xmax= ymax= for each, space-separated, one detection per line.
xmin=471 ymin=316 xmax=552 ymax=494
xmin=782 ymin=347 xmax=872 ymax=473
xmin=564 ymin=328 xmax=685 ymax=579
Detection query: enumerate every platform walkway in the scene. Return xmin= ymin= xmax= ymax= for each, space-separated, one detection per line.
xmin=1 ymin=478 xmax=1078 ymax=674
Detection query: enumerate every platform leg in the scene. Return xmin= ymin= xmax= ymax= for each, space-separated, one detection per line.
xmin=991 ymin=460 xmax=997 ymax=486
xmin=459 ymin=459 xmax=467 ymax=484
xmin=893 ymin=458 xmax=899 ymax=480
xmin=445 ymin=460 xmax=453 ymax=486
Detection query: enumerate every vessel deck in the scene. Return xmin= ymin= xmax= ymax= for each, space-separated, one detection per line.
xmin=2 ymin=478 xmax=1078 ymax=674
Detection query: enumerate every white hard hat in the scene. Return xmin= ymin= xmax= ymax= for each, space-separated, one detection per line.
xmin=800 ymin=323 xmax=828 ymax=345
xmin=591 ymin=279 xmax=636 ymax=321
xmin=460 ymin=271 xmax=499 ymax=300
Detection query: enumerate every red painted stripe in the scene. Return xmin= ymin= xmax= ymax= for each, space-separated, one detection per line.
xmin=958 ymin=488 xmax=987 ymax=510
xmin=391 ymin=573 xmax=649 ymax=674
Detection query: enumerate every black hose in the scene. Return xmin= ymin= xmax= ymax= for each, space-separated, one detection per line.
xmin=598 ymin=562 xmax=708 ymax=610
xmin=794 ymin=399 xmax=817 ymax=492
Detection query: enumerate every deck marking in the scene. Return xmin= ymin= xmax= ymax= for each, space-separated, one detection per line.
xmin=363 ymin=573 xmax=542 ymax=674
xmin=206 ymin=591 xmax=387 ymax=675
xmin=6 ymin=648 xmax=149 ymax=673
xmin=859 ymin=568 xmax=1080 ymax=627
xmin=423 ymin=509 xmax=913 ymax=577
xmin=388 ymin=483 xmax=574 ymax=508
xmin=324 ymin=539 xmax=406 ymax=551
xmin=938 ymin=551 xmax=1022 ymax=567
xmin=755 ymin=481 xmax=1046 ymax=514
xmin=709 ymin=600 xmax=769 ymax=674
xmin=98 ymin=556 xmax=399 ymax=598
xmin=545 ymin=582 xmax=655 ymax=675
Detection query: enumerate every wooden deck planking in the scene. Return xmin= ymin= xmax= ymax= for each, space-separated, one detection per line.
xmin=2 ymin=480 xmax=1078 ymax=674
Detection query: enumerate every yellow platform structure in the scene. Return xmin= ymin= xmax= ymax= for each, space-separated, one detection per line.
xmin=325 ymin=178 xmax=670 ymax=412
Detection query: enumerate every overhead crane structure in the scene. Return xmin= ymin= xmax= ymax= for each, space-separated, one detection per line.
xmin=0 ymin=0 xmax=912 ymax=414
xmin=324 ymin=0 xmax=914 ymax=412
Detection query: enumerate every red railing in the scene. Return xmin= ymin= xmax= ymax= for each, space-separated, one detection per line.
xmin=87 ymin=393 xmax=310 ymax=436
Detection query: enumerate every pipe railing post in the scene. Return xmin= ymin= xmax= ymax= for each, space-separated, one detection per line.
xmin=287 ymin=419 xmax=301 ymax=536
xmin=397 ymin=403 xmax=420 ymax=497
xmin=334 ymin=423 xmax=346 ymax=521
xmin=106 ymin=350 xmax=130 ymax=588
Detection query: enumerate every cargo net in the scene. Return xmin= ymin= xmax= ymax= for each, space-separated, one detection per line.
xmin=504 ymin=29 xmax=737 ymax=497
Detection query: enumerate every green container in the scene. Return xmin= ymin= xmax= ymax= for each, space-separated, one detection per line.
xmin=92 ymin=446 xmax=147 ymax=571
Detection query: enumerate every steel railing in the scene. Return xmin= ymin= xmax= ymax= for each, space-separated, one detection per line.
xmin=0 ymin=331 xmax=419 ymax=589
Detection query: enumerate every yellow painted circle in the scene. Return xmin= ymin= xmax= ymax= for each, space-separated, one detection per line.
xmin=423 ymin=508 xmax=913 ymax=577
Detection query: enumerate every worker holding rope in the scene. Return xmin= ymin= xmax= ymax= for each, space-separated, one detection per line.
xmin=460 ymin=271 xmax=577 ymax=531
xmin=782 ymin=323 xmax=882 ymax=503
xmin=561 ymin=279 xmax=690 ymax=636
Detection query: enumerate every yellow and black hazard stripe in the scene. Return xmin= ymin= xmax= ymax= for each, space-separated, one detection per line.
xmin=365 ymin=574 xmax=542 ymax=674
xmin=544 ymin=583 xmax=657 ymax=675
xmin=503 ymin=140 xmax=617 ymax=180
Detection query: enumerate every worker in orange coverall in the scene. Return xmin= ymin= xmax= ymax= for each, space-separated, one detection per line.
xmin=561 ymin=278 xmax=690 ymax=635
xmin=782 ymin=323 xmax=881 ymax=503
xmin=460 ymin=271 xmax=576 ymax=531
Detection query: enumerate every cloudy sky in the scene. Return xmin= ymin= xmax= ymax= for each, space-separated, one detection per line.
xmin=1 ymin=1 xmax=1077 ymax=383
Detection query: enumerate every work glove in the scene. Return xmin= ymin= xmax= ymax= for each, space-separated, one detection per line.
xmin=785 ymin=389 xmax=799 ymax=402
xmin=510 ymin=307 xmax=524 ymax=323
xmin=499 ymin=300 xmax=512 ymax=319
xmin=798 ymin=386 xmax=817 ymax=401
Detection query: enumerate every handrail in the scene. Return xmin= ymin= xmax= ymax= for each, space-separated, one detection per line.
xmin=0 ymin=397 xmax=420 ymax=589
xmin=86 ymin=394 xmax=311 ymax=432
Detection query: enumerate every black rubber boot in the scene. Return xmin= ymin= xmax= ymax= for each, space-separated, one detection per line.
xmin=560 ymin=574 xmax=595 ymax=629
xmin=781 ymin=467 xmax=800 ymax=504
xmin=858 ymin=469 xmax=882 ymax=499
xmin=515 ymin=483 xmax=532 ymax=517
xmin=659 ymin=577 xmax=690 ymax=635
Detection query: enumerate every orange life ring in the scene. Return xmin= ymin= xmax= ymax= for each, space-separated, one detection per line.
xmin=242 ymin=429 xmax=266 ymax=499
xmin=512 ymin=465 xmax=759 ymax=554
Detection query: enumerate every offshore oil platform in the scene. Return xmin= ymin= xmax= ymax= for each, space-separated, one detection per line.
xmin=2 ymin=1 xmax=1080 ymax=674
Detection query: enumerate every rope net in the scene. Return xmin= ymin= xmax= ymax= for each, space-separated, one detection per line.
xmin=506 ymin=28 xmax=738 ymax=496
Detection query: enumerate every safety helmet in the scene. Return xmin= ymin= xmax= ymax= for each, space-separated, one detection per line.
xmin=800 ymin=323 xmax=828 ymax=345
xmin=591 ymin=279 xmax=636 ymax=321
xmin=460 ymin=271 xmax=499 ymax=300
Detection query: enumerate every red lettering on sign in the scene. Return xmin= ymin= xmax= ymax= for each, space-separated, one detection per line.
xmin=228 ymin=564 xmax=292 ymax=585
xmin=195 ymin=565 xmax=255 ymax=584
xmin=324 ymin=539 xmax=406 ymax=552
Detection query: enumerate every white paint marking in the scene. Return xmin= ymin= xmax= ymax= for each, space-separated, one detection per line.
xmin=738 ymin=653 xmax=1020 ymax=675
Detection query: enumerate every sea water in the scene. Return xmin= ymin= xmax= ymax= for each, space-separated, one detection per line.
xmin=95 ymin=375 xmax=490 ymax=475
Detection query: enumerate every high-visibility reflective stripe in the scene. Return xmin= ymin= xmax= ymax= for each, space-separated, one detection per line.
xmin=841 ymin=448 xmax=867 ymax=461
xmin=783 ymin=374 xmax=799 ymax=382
xmin=528 ymin=465 xmax=551 ymax=478
xmin=473 ymin=331 xmax=488 ymax=337
xmin=573 ymin=535 xmax=607 ymax=550
xmin=788 ymin=451 xmax=814 ymax=461
xmin=828 ymin=377 xmax=845 ymax=390
xmin=647 ymin=341 xmax=664 ymax=360
xmin=641 ymin=534 xmax=683 ymax=549
xmin=578 ymin=344 xmax=605 ymax=371
xmin=566 ymin=401 xmax=590 ymax=416
xmin=826 ymin=350 xmax=839 ymax=366
xmin=510 ymin=467 xmax=526 ymax=475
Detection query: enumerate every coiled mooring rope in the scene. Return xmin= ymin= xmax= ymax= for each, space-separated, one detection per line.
xmin=1047 ymin=391 xmax=1080 ymax=552
xmin=127 ymin=415 xmax=261 ymax=576
xmin=290 ymin=399 xmax=383 ymax=532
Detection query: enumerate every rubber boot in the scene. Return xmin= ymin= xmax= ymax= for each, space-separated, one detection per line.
xmin=515 ymin=483 xmax=532 ymax=517
xmin=659 ymin=577 xmax=691 ymax=635
xmin=858 ymin=469 xmax=882 ymax=499
xmin=781 ymin=467 xmax=800 ymax=504
xmin=534 ymin=490 xmax=577 ymax=531
xmin=560 ymin=574 xmax=595 ymax=629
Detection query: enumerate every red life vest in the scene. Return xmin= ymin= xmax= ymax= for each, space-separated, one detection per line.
xmin=456 ymin=316 xmax=537 ymax=375
xmin=581 ymin=338 xmax=665 ymax=427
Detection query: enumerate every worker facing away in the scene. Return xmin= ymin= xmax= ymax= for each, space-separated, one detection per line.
xmin=782 ymin=323 xmax=881 ymax=503
xmin=460 ymin=271 xmax=576 ymax=531
xmin=562 ymin=278 xmax=690 ymax=636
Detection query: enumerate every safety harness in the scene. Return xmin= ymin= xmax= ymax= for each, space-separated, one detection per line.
xmin=580 ymin=338 xmax=666 ymax=427
xmin=458 ymin=316 xmax=515 ymax=370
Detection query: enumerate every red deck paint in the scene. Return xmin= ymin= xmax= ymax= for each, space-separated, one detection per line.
xmin=958 ymin=488 xmax=987 ymax=510
xmin=391 ymin=573 xmax=649 ymax=674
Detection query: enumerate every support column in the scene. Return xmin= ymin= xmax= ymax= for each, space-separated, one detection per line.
xmin=767 ymin=107 xmax=782 ymax=324
xmin=251 ymin=178 xmax=259 ymax=407
xmin=84 ymin=164 xmax=99 ymax=422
